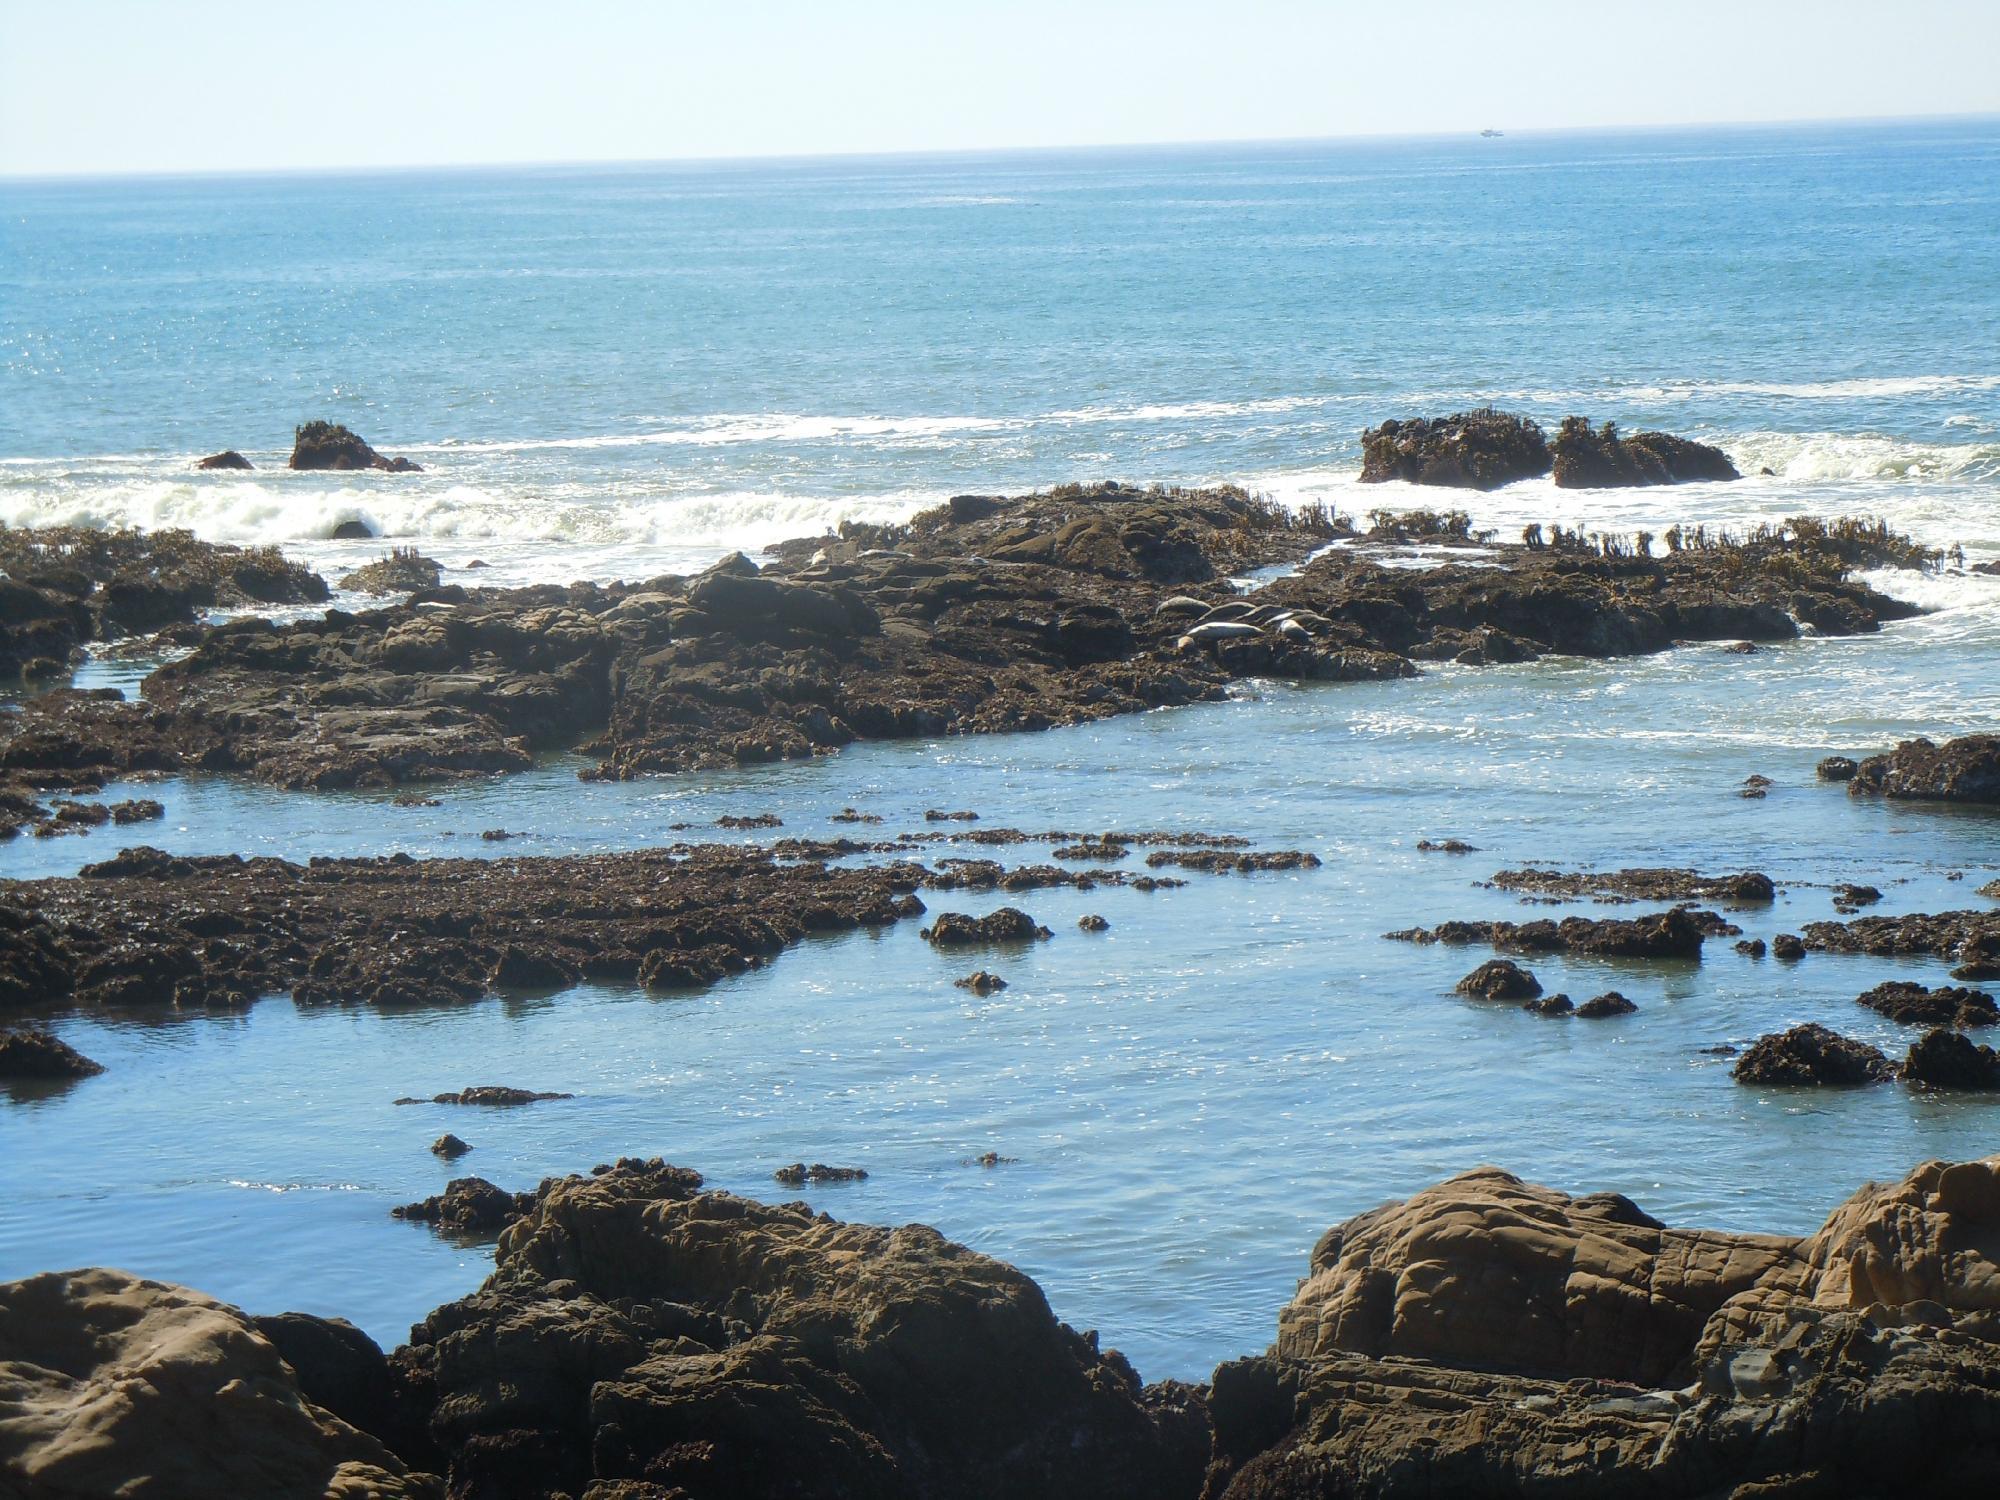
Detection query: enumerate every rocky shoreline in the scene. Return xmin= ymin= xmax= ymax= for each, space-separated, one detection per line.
xmin=5 ymin=1150 xmax=1997 ymax=1498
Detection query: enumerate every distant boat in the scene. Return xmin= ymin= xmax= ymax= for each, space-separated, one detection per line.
xmin=1480 ymin=129 xmax=1504 ymax=138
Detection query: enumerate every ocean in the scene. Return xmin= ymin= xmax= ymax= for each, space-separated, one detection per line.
xmin=2 ymin=118 xmax=1998 ymax=1380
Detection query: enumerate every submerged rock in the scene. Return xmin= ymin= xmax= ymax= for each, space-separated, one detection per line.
xmin=773 ymin=1162 xmax=869 ymax=1186
xmin=0 ymin=1026 xmax=104 ymax=1079
xmin=1576 ymin=990 xmax=1638 ymax=1017
xmin=1732 ymin=1022 xmax=1896 ymax=1085
xmin=1522 ymin=993 xmax=1573 ymax=1016
xmin=196 ymin=449 xmax=253 ymax=470
xmin=391 ymin=1176 xmax=534 ymax=1237
xmin=1549 ymin=416 xmax=1739 ymax=487
xmin=1490 ymin=866 xmax=1774 ymax=903
xmin=429 ymin=1133 xmax=471 ymax=1158
xmin=1359 ymin=409 xmax=1551 ymax=490
xmin=955 ymin=969 xmax=1009 ymax=994
xmin=1391 ymin=905 xmax=1713 ymax=959
xmin=1848 ymin=733 xmax=2000 ymax=804
xmin=396 ymin=1086 xmax=572 ymax=1106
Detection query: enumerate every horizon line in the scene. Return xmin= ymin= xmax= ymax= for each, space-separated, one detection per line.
xmin=3 ymin=108 xmax=1995 ymax=186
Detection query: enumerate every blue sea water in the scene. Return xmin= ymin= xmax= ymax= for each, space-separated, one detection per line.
xmin=2 ymin=120 xmax=1999 ymax=1380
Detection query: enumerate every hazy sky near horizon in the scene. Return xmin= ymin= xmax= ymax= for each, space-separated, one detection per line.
xmin=4 ymin=0 xmax=1997 ymax=176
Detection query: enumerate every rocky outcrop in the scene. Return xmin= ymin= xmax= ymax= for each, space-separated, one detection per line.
xmin=772 ymin=1162 xmax=868 ymax=1186
xmin=1732 ymin=1022 xmax=1897 ymax=1085
xmin=1203 ymin=1156 xmax=2000 ymax=1498
xmin=1848 ymin=734 xmax=2000 ymax=804
xmin=1453 ymin=958 xmax=1541 ymax=1000
xmin=392 ymin=1176 xmax=536 ymax=1237
xmin=0 ymin=1267 xmax=440 ymax=1497
xmin=196 ymin=449 xmax=253 ymax=470
xmin=391 ymin=1157 xmax=1208 ymax=1499
xmin=338 ymin=548 xmax=443 ymax=594
xmin=920 ymin=907 xmax=1053 ymax=945
xmin=1902 ymin=1027 xmax=2000 ymax=1090
xmin=1803 ymin=909 xmax=2000 ymax=972
xmin=1858 ymin=980 xmax=1997 ymax=1029
xmin=1358 ymin=409 xmax=1551 ymax=489
xmin=1577 ymin=989 xmax=1637 ymax=1017
xmin=289 ymin=420 xmax=422 ymax=472
xmin=397 ymin=1086 xmax=573 ymax=1106
xmin=0 ymin=1026 xmax=103 ymax=1079
xmin=1549 ymin=416 xmax=1740 ymax=487
xmin=1389 ymin=905 xmax=1715 ymax=959
xmin=0 ymin=524 xmax=326 ymax=680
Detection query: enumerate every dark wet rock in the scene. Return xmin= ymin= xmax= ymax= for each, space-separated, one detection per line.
xmin=1772 ymin=932 xmax=1807 ymax=961
xmin=716 ymin=812 xmax=782 ymax=829
xmin=338 ymin=549 xmax=443 ymax=594
xmin=1800 ymin=911 xmax=2000 ymax=973
xmin=773 ymin=1162 xmax=869 ymax=1186
xmin=488 ymin=945 xmax=579 ymax=991
xmin=391 ymin=1176 xmax=535 ymax=1237
xmin=0 ymin=525 xmax=326 ymax=680
xmin=1455 ymin=958 xmax=1542 ymax=1000
xmin=1848 ymin=734 xmax=2000 ymax=804
xmin=1415 ymin=838 xmax=1476 ymax=853
xmin=926 ymin=808 xmax=980 ymax=822
xmin=1144 ymin=848 xmax=1320 ymax=874
xmin=1203 ymin=1157 xmax=2000 ymax=1500
xmin=1522 ymin=993 xmax=1573 ymax=1016
xmin=921 ymin=907 xmax=1053 ymax=945
xmin=108 ymin=797 xmax=163 ymax=824
xmin=249 ymin=1310 xmax=432 ymax=1474
xmin=1576 ymin=991 xmax=1638 ymax=1017
xmin=397 ymin=1086 xmax=572 ymax=1106
xmin=1721 ymin=639 xmax=1758 ymax=653
xmin=1549 ymin=416 xmax=1740 ymax=488
xmin=1732 ymin=1023 xmax=1895 ymax=1085
xmin=955 ymin=970 xmax=1008 ymax=995
xmin=1817 ymin=754 xmax=1860 ymax=782
xmin=1053 ymin=837 xmax=1130 ymax=861
xmin=1901 ymin=1028 xmax=2000 ymax=1090
xmin=1391 ymin=905 xmax=1713 ymax=959
xmin=1857 ymin=981 xmax=1997 ymax=1029
xmin=1359 ymin=409 xmax=1551 ymax=490
xmin=1078 ymin=913 xmax=1110 ymax=932
xmin=392 ymin=791 xmax=441 ymax=807
xmin=1981 ymin=878 xmax=2000 ymax=899
xmin=430 ymin=1133 xmax=471 ymax=1159
xmin=831 ymin=806 xmax=883 ymax=824
xmin=0 ymin=1268 xmax=440 ymax=1498
xmin=289 ymin=420 xmax=422 ymax=473
xmin=388 ymin=1157 xmax=1204 ymax=1500
xmin=331 ymin=520 xmax=376 ymax=540
xmin=1833 ymin=882 xmax=1883 ymax=909
xmin=0 ymin=1026 xmax=104 ymax=1078
xmin=966 ymin=1151 xmax=1018 ymax=1167
xmin=196 ymin=449 xmax=253 ymax=470
xmin=1491 ymin=866 xmax=1774 ymax=903
xmin=1735 ymin=937 xmax=1768 ymax=956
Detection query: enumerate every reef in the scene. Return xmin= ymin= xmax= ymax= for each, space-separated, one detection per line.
xmin=9 ymin=1152 xmax=2000 ymax=1498
xmin=1488 ymin=866 xmax=1775 ymax=904
xmin=0 ymin=497 xmax=1928 ymax=794
xmin=1387 ymin=905 xmax=1718 ymax=959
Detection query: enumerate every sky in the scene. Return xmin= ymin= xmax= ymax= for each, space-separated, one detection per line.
xmin=3 ymin=0 xmax=1997 ymax=176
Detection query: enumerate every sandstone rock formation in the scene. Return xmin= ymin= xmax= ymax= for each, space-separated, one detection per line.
xmin=0 ymin=1267 xmax=440 ymax=1498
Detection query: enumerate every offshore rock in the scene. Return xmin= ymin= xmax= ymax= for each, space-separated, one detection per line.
xmin=1490 ymin=866 xmax=1774 ymax=903
xmin=1390 ymin=904 xmax=1713 ymax=959
xmin=196 ymin=449 xmax=253 ymax=470
xmin=1549 ymin=415 xmax=1740 ymax=487
xmin=1358 ymin=409 xmax=1551 ymax=489
xmin=392 ymin=1176 xmax=536 ymax=1237
xmin=1577 ymin=989 xmax=1638 ymax=1017
xmin=1848 ymin=733 xmax=2000 ymax=804
xmin=289 ymin=420 xmax=422 ymax=472
xmin=338 ymin=548 xmax=444 ymax=594
xmin=921 ymin=907 xmax=1053 ymax=945
xmin=0 ymin=1267 xmax=440 ymax=1498
xmin=392 ymin=1157 xmax=1208 ymax=1500
xmin=1732 ymin=1022 xmax=1897 ymax=1085
xmin=772 ymin=1162 xmax=868 ymax=1186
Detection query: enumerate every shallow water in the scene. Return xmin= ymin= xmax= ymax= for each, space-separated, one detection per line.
xmin=3 ymin=120 xmax=1999 ymax=1382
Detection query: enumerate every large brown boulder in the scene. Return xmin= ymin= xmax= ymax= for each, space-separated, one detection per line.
xmin=395 ymin=1157 xmax=1207 ymax=1500
xmin=1205 ymin=1157 xmax=2000 ymax=1498
xmin=0 ymin=1267 xmax=441 ymax=1497
xmin=1848 ymin=734 xmax=2000 ymax=804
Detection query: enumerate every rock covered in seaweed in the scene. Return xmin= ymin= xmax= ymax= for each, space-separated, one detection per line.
xmin=1358 ymin=408 xmax=1551 ymax=490
xmin=1454 ymin=958 xmax=1541 ymax=999
xmin=1732 ymin=1022 xmax=1896 ymax=1085
xmin=0 ymin=1026 xmax=104 ymax=1078
xmin=1902 ymin=1027 xmax=2000 ymax=1090
xmin=921 ymin=907 xmax=1053 ymax=945
xmin=1549 ymin=416 xmax=1740 ymax=487
xmin=289 ymin=420 xmax=422 ymax=473
xmin=338 ymin=548 xmax=443 ymax=594
xmin=1847 ymin=733 xmax=2000 ymax=804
